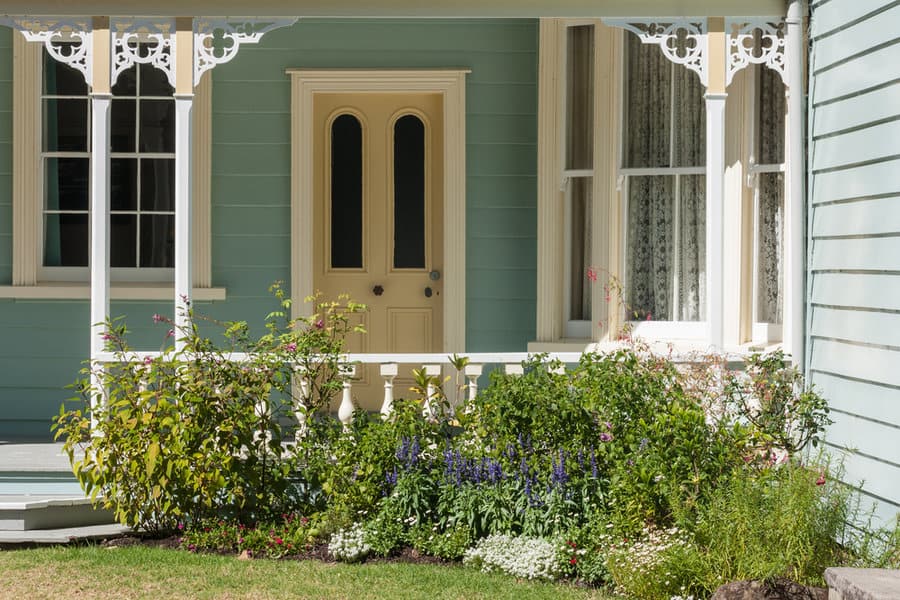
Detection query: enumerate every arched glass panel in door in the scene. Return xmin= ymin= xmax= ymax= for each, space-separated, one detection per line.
xmin=393 ymin=114 xmax=426 ymax=269
xmin=331 ymin=113 xmax=363 ymax=269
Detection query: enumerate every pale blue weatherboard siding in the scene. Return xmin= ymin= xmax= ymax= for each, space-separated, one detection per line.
xmin=808 ymin=0 xmax=900 ymax=524
xmin=0 ymin=20 xmax=539 ymax=439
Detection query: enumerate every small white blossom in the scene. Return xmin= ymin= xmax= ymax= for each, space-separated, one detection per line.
xmin=327 ymin=523 xmax=371 ymax=562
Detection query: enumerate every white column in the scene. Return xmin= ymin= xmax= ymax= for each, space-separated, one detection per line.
xmin=174 ymin=94 xmax=194 ymax=350
xmin=423 ymin=364 xmax=441 ymax=419
xmin=89 ymin=93 xmax=112 ymax=428
xmin=786 ymin=0 xmax=807 ymax=369
xmin=705 ymin=93 xmax=727 ymax=350
xmin=464 ymin=363 xmax=483 ymax=402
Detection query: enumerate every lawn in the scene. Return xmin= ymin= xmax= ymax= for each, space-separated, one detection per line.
xmin=0 ymin=545 xmax=613 ymax=600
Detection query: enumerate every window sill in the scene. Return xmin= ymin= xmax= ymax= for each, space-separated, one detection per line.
xmin=0 ymin=283 xmax=227 ymax=301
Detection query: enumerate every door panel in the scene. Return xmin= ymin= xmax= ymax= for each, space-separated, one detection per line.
xmin=313 ymin=92 xmax=443 ymax=410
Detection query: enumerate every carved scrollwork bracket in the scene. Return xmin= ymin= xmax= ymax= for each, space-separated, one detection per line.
xmin=725 ymin=18 xmax=788 ymax=87
xmin=111 ymin=18 xmax=177 ymax=89
xmin=602 ymin=18 xmax=708 ymax=87
xmin=0 ymin=17 xmax=93 ymax=84
xmin=193 ymin=17 xmax=298 ymax=86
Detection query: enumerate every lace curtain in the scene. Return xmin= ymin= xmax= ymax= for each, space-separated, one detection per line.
xmin=756 ymin=65 xmax=785 ymax=324
xmin=624 ymin=33 xmax=706 ymax=321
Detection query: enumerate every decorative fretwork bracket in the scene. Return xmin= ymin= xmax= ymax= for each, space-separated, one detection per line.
xmin=0 ymin=17 xmax=93 ymax=84
xmin=112 ymin=18 xmax=177 ymax=89
xmin=193 ymin=18 xmax=298 ymax=86
xmin=2 ymin=15 xmax=299 ymax=89
xmin=725 ymin=18 xmax=787 ymax=87
xmin=602 ymin=18 xmax=708 ymax=87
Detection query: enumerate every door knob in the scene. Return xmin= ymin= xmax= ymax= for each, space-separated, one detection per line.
xmin=373 ymin=285 xmax=384 ymax=296
xmin=429 ymin=270 xmax=441 ymax=281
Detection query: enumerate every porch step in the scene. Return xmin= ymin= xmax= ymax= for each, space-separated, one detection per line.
xmin=825 ymin=567 xmax=900 ymax=600
xmin=0 ymin=523 xmax=130 ymax=545
xmin=0 ymin=495 xmax=115 ymax=531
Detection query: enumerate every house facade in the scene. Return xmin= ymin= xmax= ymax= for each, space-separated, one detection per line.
xmin=0 ymin=1 xmax=895 ymax=521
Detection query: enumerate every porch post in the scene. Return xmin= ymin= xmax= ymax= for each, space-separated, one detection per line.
xmin=89 ymin=18 xmax=111 ymax=429
xmin=173 ymin=18 xmax=194 ymax=350
xmin=705 ymin=18 xmax=727 ymax=349
xmin=785 ymin=0 xmax=807 ymax=369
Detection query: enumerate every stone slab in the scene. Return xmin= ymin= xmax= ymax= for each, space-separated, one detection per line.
xmin=825 ymin=567 xmax=900 ymax=600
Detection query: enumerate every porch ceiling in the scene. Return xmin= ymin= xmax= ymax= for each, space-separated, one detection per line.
xmin=2 ymin=0 xmax=787 ymax=17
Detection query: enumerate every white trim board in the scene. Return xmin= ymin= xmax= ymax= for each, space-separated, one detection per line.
xmin=288 ymin=69 xmax=469 ymax=353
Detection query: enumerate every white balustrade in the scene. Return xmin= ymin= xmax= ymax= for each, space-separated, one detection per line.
xmin=380 ymin=363 xmax=398 ymax=419
xmin=505 ymin=363 xmax=525 ymax=376
xmin=294 ymin=367 xmax=311 ymax=439
xmin=422 ymin=364 xmax=442 ymax=420
xmin=337 ymin=363 xmax=357 ymax=429
xmin=464 ymin=363 xmax=483 ymax=402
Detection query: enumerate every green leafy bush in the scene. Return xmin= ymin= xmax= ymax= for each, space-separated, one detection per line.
xmin=53 ymin=288 xmax=363 ymax=531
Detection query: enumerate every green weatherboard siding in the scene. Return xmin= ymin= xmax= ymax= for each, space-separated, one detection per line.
xmin=0 ymin=20 xmax=539 ymax=438
xmin=808 ymin=2 xmax=900 ymax=525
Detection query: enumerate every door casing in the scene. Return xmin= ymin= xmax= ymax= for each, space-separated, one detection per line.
xmin=289 ymin=69 xmax=469 ymax=353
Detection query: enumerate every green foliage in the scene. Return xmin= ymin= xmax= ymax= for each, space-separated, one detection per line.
xmin=53 ymin=288 xmax=363 ymax=532
xmin=181 ymin=513 xmax=324 ymax=559
xmin=678 ymin=462 xmax=855 ymax=591
xmin=407 ymin=523 xmax=473 ymax=560
xmin=723 ymin=350 xmax=832 ymax=455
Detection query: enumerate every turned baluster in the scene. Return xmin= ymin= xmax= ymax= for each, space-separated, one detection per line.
xmin=423 ymin=363 xmax=441 ymax=419
xmin=379 ymin=363 xmax=399 ymax=419
xmin=337 ymin=363 xmax=357 ymax=429
xmin=294 ymin=366 xmax=311 ymax=440
xmin=464 ymin=363 xmax=483 ymax=402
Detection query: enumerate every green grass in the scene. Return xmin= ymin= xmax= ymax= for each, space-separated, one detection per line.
xmin=0 ymin=545 xmax=613 ymax=600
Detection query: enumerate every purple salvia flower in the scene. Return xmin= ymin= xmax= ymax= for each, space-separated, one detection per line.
xmin=638 ymin=437 xmax=649 ymax=452
xmin=590 ymin=448 xmax=598 ymax=479
xmin=409 ymin=436 xmax=420 ymax=468
xmin=577 ymin=449 xmax=585 ymax=470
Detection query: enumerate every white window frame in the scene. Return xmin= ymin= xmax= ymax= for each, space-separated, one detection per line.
xmin=2 ymin=34 xmax=221 ymax=300
xmin=618 ymin=37 xmax=709 ymax=341
xmin=532 ymin=18 xmax=792 ymax=351
xmin=746 ymin=63 xmax=787 ymax=344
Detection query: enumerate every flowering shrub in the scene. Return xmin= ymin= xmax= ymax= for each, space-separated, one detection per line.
xmin=606 ymin=526 xmax=698 ymax=600
xmin=328 ymin=524 xmax=371 ymax=562
xmin=181 ymin=513 xmax=323 ymax=559
xmin=463 ymin=534 xmax=561 ymax=580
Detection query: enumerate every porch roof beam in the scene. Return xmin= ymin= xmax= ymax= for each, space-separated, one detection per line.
xmin=0 ymin=0 xmax=787 ymax=18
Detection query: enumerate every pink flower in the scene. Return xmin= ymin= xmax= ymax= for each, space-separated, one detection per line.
xmin=144 ymin=356 xmax=153 ymax=366
xmin=275 ymin=537 xmax=283 ymax=545
xmin=586 ymin=267 xmax=598 ymax=283
xmin=600 ymin=432 xmax=613 ymax=443
xmin=166 ymin=329 xmax=175 ymax=338
xmin=816 ymin=472 xmax=826 ymax=486
xmin=645 ymin=312 xmax=652 ymax=321
xmin=314 ymin=319 xmax=325 ymax=329
xmin=152 ymin=313 xmax=164 ymax=324
xmin=285 ymin=342 xmax=297 ymax=352
xmin=101 ymin=333 xmax=112 ymax=341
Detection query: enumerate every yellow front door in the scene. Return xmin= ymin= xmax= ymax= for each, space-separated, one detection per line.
xmin=313 ymin=92 xmax=444 ymax=410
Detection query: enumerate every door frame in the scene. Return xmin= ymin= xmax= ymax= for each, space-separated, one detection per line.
xmin=288 ymin=68 xmax=469 ymax=353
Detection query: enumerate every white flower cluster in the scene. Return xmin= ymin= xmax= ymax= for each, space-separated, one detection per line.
xmin=327 ymin=523 xmax=371 ymax=562
xmin=463 ymin=534 xmax=560 ymax=580
xmin=607 ymin=526 xmax=694 ymax=596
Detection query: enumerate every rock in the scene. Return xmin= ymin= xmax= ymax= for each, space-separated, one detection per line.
xmin=237 ymin=550 xmax=252 ymax=560
xmin=711 ymin=578 xmax=827 ymax=600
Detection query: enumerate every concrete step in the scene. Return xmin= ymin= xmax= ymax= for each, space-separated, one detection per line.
xmin=0 ymin=523 xmax=131 ymax=545
xmin=825 ymin=567 xmax=900 ymax=600
xmin=0 ymin=495 xmax=116 ymax=531
xmin=0 ymin=471 xmax=85 ymax=496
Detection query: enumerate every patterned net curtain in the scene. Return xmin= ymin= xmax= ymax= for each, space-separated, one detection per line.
xmin=624 ymin=32 xmax=706 ymax=321
xmin=756 ymin=64 xmax=786 ymax=324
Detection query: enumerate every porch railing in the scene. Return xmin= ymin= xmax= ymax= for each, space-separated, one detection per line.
xmin=93 ymin=351 xmax=584 ymax=433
